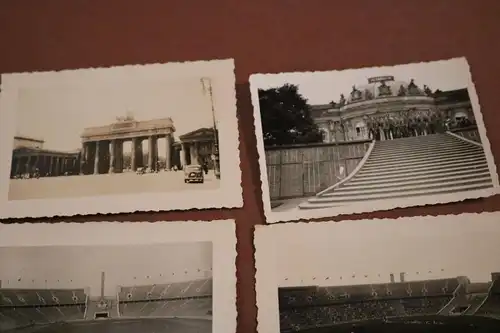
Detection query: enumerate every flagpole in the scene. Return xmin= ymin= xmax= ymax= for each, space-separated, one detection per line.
xmin=202 ymin=78 xmax=220 ymax=179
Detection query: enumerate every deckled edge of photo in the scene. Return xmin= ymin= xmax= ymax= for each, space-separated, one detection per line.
xmin=249 ymin=57 xmax=500 ymax=224
xmin=0 ymin=219 xmax=237 ymax=333
xmin=0 ymin=59 xmax=243 ymax=219
xmin=253 ymin=211 xmax=500 ymax=333
xmin=255 ymin=224 xmax=281 ymax=333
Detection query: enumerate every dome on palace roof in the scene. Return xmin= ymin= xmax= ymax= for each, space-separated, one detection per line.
xmin=339 ymin=77 xmax=432 ymax=106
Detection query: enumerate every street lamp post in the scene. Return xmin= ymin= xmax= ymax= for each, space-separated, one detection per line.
xmin=201 ymin=78 xmax=221 ymax=179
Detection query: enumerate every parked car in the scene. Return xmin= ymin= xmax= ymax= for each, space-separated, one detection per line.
xmin=184 ymin=165 xmax=204 ymax=184
xmin=136 ymin=167 xmax=146 ymax=175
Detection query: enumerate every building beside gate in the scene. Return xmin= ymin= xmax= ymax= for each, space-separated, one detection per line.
xmin=10 ymin=136 xmax=80 ymax=178
xmin=311 ymin=75 xmax=475 ymax=143
xmin=172 ymin=127 xmax=218 ymax=169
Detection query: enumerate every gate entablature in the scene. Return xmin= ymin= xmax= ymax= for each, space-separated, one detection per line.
xmin=81 ymin=117 xmax=175 ymax=143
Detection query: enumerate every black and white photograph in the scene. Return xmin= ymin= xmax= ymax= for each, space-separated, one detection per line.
xmin=0 ymin=220 xmax=236 ymax=333
xmin=250 ymin=57 xmax=499 ymax=223
xmin=255 ymin=213 xmax=500 ymax=333
xmin=0 ymin=59 xmax=242 ymax=219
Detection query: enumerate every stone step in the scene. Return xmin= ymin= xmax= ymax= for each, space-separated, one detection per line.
xmin=356 ymin=157 xmax=487 ymax=177
xmin=299 ymin=183 xmax=493 ymax=209
xmin=371 ymin=140 xmax=472 ymax=155
xmin=373 ymin=136 xmax=457 ymax=148
xmin=349 ymin=165 xmax=490 ymax=184
xmin=320 ymin=175 xmax=492 ymax=198
xmin=369 ymin=143 xmax=482 ymax=161
xmin=361 ymin=152 xmax=486 ymax=172
xmin=336 ymin=171 xmax=492 ymax=192
xmin=364 ymin=148 xmax=484 ymax=167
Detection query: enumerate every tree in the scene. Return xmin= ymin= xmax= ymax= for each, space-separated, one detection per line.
xmin=258 ymin=84 xmax=323 ymax=146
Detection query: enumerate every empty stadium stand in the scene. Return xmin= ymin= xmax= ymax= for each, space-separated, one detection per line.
xmin=0 ymin=274 xmax=214 ymax=332
xmin=475 ymin=275 xmax=500 ymax=319
xmin=278 ymin=274 xmax=500 ymax=332
xmin=117 ymin=278 xmax=213 ymax=319
xmin=0 ymin=288 xmax=87 ymax=330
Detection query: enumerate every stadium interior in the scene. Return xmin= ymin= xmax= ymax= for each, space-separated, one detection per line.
xmin=279 ymin=272 xmax=500 ymax=332
xmin=0 ymin=272 xmax=213 ymax=332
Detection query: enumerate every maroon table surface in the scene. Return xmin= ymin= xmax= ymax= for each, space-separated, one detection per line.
xmin=1 ymin=1 xmax=500 ymax=332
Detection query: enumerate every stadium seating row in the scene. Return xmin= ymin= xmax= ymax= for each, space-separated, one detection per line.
xmin=0 ymin=304 xmax=86 ymax=328
xmin=279 ymin=278 xmax=460 ymax=308
xmin=117 ymin=278 xmax=212 ymax=302
xmin=279 ymin=296 xmax=452 ymax=331
xmin=475 ymin=295 xmax=500 ymax=318
xmin=118 ymin=297 xmax=212 ymax=318
xmin=0 ymin=288 xmax=86 ymax=307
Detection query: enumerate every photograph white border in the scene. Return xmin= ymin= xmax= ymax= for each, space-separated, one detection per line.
xmin=0 ymin=59 xmax=242 ymax=219
xmin=254 ymin=212 xmax=500 ymax=333
xmin=0 ymin=219 xmax=237 ymax=333
xmin=250 ymin=57 xmax=500 ymax=223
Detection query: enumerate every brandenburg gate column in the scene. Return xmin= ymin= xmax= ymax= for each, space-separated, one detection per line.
xmin=180 ymin=142 xmax=187 ymax=167
xmin=131 ymin=137 xmax=137 ymax=171
xmin=94 ymin=141 xmax=100 ymax=175
xmin=49 ymin=156 xmax=54 ymax=176
xmin=109 ymin=140 xmax=116 ymax=174
xmin=148 ymin=136 xmax=154 ymax=170
xmin=80 ymin=143 xmax=87 ymax=175
xmin=165 ymin=134 xmax=172 ymax=171
xmin=54 ymin=157 xmax=60 ymax=176
xmin=24 ymin=156 xmax=32 ymax=174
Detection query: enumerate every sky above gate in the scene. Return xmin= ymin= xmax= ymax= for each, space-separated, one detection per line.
xmin=15 ymin=78 xmax=217 ymax=152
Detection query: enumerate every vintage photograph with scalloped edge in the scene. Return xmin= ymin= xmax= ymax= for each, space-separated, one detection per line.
xmin=0 ymin=220 xmax=237 ymax=333
xmin=0 ymin=59 xmax=242 ymax=219
xmin=255 ymin=212 xmax=500 ymax=333
xmin=250 ymin=57 xmax=499 ymax=223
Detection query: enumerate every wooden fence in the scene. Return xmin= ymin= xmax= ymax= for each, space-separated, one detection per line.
xmin=265 ymin=140 xmax=371 ymax=200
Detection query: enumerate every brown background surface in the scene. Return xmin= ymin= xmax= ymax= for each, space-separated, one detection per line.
xmin=1 ymin=1 xmax=500 ymax=332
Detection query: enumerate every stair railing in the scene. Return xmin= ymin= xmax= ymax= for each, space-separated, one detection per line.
xmin=315 ymin=140 xmax=376 ymax=197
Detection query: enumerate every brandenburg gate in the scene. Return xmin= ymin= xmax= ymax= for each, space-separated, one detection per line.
xmin=80 ymin=116 xmax=175 ymax=175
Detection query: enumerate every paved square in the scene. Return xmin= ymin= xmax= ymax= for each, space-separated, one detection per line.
xmin=8 ymin=171 xmax=220 ymax=201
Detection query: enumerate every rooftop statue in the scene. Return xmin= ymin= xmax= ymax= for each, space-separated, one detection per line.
xmin=364 ymin=89 xmax=374 ymax=100
xmin=378 ymin=81 xmax=392 ymax=96
xmin=397 ymin=84 xmax=407 ymax=96
xmin=350 ymin=85 xmax=362 ymax=101
xmin=338 ymin=94 xmax=346 ymax=106
xmin=423 ymin=85 xmax=433 ymax=96
xmin=116 ymin=113 xmax=135 ymax=122
xmin=407 ymin=79 xmax=424 ymax=96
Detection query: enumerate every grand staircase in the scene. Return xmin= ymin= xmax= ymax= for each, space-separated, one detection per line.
xmin=299 ymin=133 xmax=493 ymax=210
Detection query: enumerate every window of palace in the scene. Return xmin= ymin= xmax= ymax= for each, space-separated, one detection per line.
xmin=355 ymin=125 xmax=367 ymax=138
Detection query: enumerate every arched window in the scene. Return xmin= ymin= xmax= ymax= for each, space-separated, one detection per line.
xmin=320 ymin=128 xmax=330 ymax=142
xmin=354 ymin=121 xmax=368 ymax=139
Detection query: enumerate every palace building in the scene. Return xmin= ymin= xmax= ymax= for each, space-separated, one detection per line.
xmin=311 ymin=75 xmax=475 ymax=143
xmin=11 ymin=136 xmax=80 ymax=178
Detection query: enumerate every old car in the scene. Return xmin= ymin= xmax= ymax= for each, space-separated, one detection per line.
xmin=184 ymin=165 xmax=204 ymax=184
xmin=136 ymin=167 xmax=146 ymax=175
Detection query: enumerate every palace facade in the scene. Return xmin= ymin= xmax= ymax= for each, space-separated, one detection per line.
xmin=311 ymin=75 xmax=475 ymax=142
xmin=11 ymin=136 xmax=80 ymax=178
